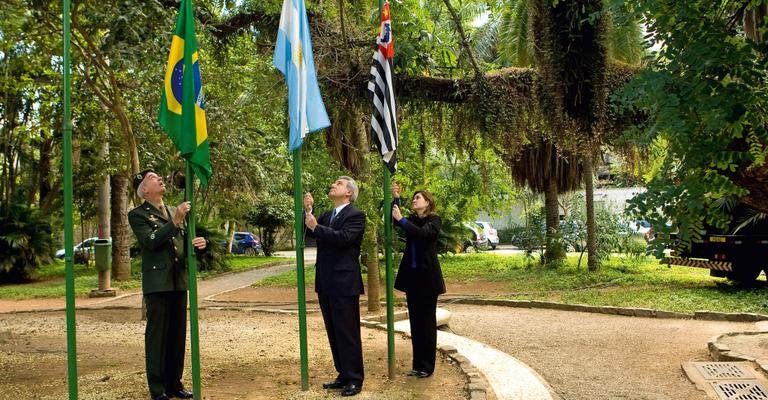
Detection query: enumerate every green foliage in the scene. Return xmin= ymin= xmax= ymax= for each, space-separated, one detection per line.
xmin=618 ymin=0 xmax=768 ymax=255
xmin=512 ymin=204 xmax=548 ymax=261
xmin=0 ymin=202 xmax=54 ymax=283
xmin=246 ymin=193 xmax=294 ymax=256
xmin=505 ymin=192 xmax=647 ymax=264
xmin=435 ymin=218 xmax=466 ymax=254
xmin=442 ymin=253 xmax=768 ymax=314
xmin=256 ymin=253 xmax=768 ymax=314
xmin=255 ymin=265 xmax=316 ymax=287
xmin=193 ymin=223 xmax=230 ymax=272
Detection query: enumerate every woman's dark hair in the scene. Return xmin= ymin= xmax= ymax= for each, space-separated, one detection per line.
xmin=413 ymin=190 xmax=436 ymax=215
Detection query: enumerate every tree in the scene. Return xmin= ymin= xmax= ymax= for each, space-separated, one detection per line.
xmin=469 ymin=0 xmax=643 ymax=266
xmin=530 ymin=0 xmax=625 ymax=270
xmin=620 ymin=0 xmax=768 ymax=254
xmin=247 ymin=194 xmax=293 ymax=256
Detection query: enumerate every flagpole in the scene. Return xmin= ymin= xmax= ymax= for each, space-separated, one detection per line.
xmin=185 ymin=162 xmax=202 ymax=398
xmin=292 ymin=147 xmax=310 ymax=390
xmin=374 ymin=0 xmax=396 ymax=380
xmin=62 ymin=0 xmax=79 ymax=397
xmin=383 ymin=167 xmax=396 ymax=379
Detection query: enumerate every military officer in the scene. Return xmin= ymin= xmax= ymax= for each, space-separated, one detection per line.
xmin=128 ymin=168 xmax=206 ymax=400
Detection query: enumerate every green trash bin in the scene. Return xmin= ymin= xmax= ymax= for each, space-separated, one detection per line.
xmin=93 ymin=238 xmax=112 ymax=272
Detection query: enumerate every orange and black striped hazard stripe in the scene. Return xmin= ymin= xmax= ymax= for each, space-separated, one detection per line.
xmin=665 ymin=257 xmax=732 ymax=271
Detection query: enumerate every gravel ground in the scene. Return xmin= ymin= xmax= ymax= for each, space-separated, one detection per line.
xmin=0 ymin=309 xmax=466 ymax=400
xmin=443 ymin=304 xmax=759 ymax=400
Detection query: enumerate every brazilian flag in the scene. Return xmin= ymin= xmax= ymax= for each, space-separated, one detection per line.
xmin=159 ymin=0 xmax=212 ymax=187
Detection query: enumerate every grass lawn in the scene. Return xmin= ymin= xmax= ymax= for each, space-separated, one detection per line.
xmin=0 ymin=255 xmax=288 ymax=300
xmin=255 ymin=253 xmax=768 ymax=315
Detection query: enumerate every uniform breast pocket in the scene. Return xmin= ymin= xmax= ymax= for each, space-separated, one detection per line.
xmin=142 ymin=262 xmax=168 ymax=272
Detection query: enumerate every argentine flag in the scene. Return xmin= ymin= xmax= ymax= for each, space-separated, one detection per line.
xmin=273 ymin=0 xmax=331 ymax=152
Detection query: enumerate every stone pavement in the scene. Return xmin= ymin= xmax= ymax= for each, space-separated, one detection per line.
xmin=709 ymin=320 xmax=768 ymax=375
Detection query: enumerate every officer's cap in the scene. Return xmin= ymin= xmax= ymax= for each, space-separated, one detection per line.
xmin=132 ymin=168 xmax=155 ymax=190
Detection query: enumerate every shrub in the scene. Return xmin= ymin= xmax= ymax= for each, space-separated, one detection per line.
xmin=0 ymin=202 xmax=54 ymax=283
xmin=193 ymin=223 xmax=230 ymax=272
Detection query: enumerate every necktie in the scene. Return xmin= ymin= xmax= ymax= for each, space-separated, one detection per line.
xmin=329 ymin=209 xmax=338 ymax=225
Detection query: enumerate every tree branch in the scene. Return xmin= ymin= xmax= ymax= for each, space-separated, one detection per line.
xmin=441 ymin=0 xmax=484 ymax=80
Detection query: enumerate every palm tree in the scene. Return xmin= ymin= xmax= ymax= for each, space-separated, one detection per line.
xmin=502 ymin=137 xmax=584 ymax=263
xmin=474 ymin=0 xmax=643 ymax=268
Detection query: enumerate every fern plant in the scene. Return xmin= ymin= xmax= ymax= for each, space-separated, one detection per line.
xmin=0 ymin=202 xmax=54 ymax=283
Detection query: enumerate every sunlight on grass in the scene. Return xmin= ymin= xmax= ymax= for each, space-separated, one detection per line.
xmin=439 ymin=253 xmax=768 ymax=314
xmin=253 ymin=253 xmax=768 ymax=315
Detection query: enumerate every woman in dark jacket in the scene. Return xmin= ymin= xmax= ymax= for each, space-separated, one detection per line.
xmin=392 ymin=188 xmax=446 ymax=378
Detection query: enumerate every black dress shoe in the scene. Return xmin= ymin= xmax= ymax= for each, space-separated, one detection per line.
xmin=341 ymin=383 xmax=362 ymax=397
xmin=322 ymin=379 xmax=345 ymax=389
xmin=406 ymin=370 xmax=431 ymax=378
xmin=152 ymin=395 xmax=169 ymax=400
xmin=168 ymin=389 xmax=193 ymax=398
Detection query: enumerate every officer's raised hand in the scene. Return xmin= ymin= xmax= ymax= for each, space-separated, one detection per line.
xmin=173 ymin=201 xmax=191 ymax=226
xmin=192 ymin=236 xmax=207 ymax=250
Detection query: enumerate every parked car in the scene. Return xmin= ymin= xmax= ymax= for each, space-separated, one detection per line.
xmin=475 ymin=221 xmax=499 ymax=250
xmin=224 ymin=232 xmax=262 ymax=255
xmin=55 ymin=237 xmax=98 ymax=264
xmin=462 ymin=222 xmax=487 ymax=252
xmin=632 ymin=219 xmax=652 ymax=236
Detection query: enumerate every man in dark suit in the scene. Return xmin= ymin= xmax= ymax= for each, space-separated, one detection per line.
xmin=128 ymin=169 xmax=207 ymax=400
xmin=304 ymin=176 xmax=366 ymax=397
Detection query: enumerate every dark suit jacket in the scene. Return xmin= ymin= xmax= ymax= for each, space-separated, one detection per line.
xmin=307 ymin=204 xmax=366 ymax=297
xmin=128 ymin=201 xmax=188 ymax=294
xmin=394 ymin=214 xmax=446 ymax=296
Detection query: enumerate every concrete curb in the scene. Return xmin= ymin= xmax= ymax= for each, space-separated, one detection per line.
xmin=448 ymin=298 xmax=768 ymax=322
xmin=360 ymin=311 xmax=493 ymax=400
xmin=438 ymin=344 xmax=490 ymax=400
xmin=708 ymin=332 xmax=768 ymax=375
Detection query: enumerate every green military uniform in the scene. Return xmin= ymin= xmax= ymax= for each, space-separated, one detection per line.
xmin=129 ymin=200 xmax=189 ymax=399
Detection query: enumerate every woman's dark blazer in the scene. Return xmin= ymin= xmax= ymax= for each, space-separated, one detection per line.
xmin=394 ymin=214 xmax=446 ymax=296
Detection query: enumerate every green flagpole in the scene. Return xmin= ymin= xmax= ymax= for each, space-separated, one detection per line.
xmin=185 ymin=162 xmax=202 ymax=398
xmin=292 ymin=147 xmax=309 ymax=390
xmin=62 ymin=0 xmax=79 ymax=397
xmin=383 ymin=167 xmax=395 ymax=380
xmin=377 ymin=0 xmax=396 ymax=381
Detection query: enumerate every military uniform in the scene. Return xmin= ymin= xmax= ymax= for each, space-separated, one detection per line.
xmin=129 ymin=199 xmax=189 ymax=399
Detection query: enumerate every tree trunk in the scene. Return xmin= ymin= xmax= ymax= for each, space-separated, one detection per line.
xmin=364 ymin=223 xmax=381 ymax=313
xmin=110 ymin=173 xmax=132 ymax=280
xmin=544 ymin=177 xmax=564 ymax=264
xmin=97 ymin=141 xmax=112 ymax=290
xmin=744 ymin=4 xmax=768 ymax=43
xmin=38 ymin=135 xmax=53 ymax=208
xmin=115 ymin=108 xmax=140 ymax=174
xmin=585 ymin=152 xmax=598 ymax=271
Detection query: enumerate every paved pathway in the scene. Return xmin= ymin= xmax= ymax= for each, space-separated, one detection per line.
xmin=83 ymin=262 xmax=298 ymax=309
xmin=392 ymin=317 xmax=554 ymax=400
xmin=90 ymin=250 xmax=315 ymax=309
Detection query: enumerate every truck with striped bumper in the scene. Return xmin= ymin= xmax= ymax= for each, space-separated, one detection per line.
xmin=664 ymin=204 xmax=768 ymax=282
